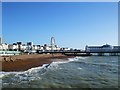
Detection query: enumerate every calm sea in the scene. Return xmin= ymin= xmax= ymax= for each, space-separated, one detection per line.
xmin=0 ymin=56 xmax=119 ymax=88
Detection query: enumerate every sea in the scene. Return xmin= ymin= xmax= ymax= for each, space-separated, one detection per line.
xmin=0 ymin=56 xmax=119 ymax=88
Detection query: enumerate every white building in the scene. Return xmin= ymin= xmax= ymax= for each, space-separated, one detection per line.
xmin=32 ymin=45 xmax=40 ymax=50
xmin=8 ymin=43 xmax=26 ymax=51
xmin=37 ymin=45 xmax=41 ymax=50
xmin=40 ymin=46 xmax=44 ymax=50
xmin=8 ymin=44 xmax=14 ymax=50
xmin=0 ymin=44 xmax=8 ymax=51
xmin=85 ymin=44 xmax=114 ymax=52
xmin=13 ymin=44 xmax=19 ymax=50
xmin=0 ymin=44 xmax=2 ymax=50
xmin=21 ymin=44 xmax=27 ymax=51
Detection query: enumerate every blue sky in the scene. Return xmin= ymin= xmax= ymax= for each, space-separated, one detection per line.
xmin=2 ymin=2 xmax=118 ymax=49
xmin=0 ymin=2 xmax=2 ymax=35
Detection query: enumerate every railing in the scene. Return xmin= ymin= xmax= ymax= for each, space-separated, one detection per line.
xmin=0 ymin=51 xmax=21 ymax=56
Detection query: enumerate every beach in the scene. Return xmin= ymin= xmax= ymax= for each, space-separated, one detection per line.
xmin=1 ymin=54 xmax=74 ymax=72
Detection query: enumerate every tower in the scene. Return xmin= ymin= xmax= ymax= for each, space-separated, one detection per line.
xmin=51 ymin=37 xmax=55 ymax=51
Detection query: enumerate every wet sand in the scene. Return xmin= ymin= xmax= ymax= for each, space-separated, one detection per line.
xmin=1 ymin=54 xmax=74 ymax=72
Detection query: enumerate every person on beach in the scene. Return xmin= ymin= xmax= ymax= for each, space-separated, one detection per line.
xmin=4 ymin=57 xmax=7 ymax=62
xmin=9 ymin=56 xmax=14 ymax=62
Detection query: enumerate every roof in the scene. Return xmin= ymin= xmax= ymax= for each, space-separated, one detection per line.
xmin=101 ymin=44 xmax=112 ymax=48
xmin=87 ymin=44 xmax=112 ymax=48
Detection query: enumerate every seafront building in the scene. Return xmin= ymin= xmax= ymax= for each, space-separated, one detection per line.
xmin=0 ymin=42 xmax=61 ymax=51
xmin=0 ymin=42 xmax=70 ymax=56
xmin=0 ymin=37 xmax=64 ymax=56
xmin=85 ymin=44 xmax=120 ymax=52
xmin=0 ymin=43 xmax=8 ymax=51
xmin=85 ymin=44 xmax=120 ymax=56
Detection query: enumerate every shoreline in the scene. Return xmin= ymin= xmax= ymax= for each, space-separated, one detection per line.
xmin=1 ymin=54 xmax=74 ymax=72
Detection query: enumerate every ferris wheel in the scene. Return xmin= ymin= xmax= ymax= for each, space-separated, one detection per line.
xmin=51 ymin=37 xmax=56 ymax=50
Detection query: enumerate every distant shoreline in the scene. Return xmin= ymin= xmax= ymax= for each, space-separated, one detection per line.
xmin=1 ymin=54 xmax=74 ymax=72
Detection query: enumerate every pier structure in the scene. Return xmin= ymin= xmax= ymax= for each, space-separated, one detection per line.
xmin=37 ymin=50 xmax=120 ymax=56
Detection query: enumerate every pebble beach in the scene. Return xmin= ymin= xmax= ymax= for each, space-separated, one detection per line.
xmin=1 ymin=54 xmax=74 ymax=72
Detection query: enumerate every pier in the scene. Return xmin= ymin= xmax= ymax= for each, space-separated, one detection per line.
xmin=36 ymin=50 xmax=120 ymax=56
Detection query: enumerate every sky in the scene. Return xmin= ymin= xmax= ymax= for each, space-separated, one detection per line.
xmin=0 ymin=2 xmax=2 ymax=36
xmin=2 ymin=2 xmax=118 ymax=49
